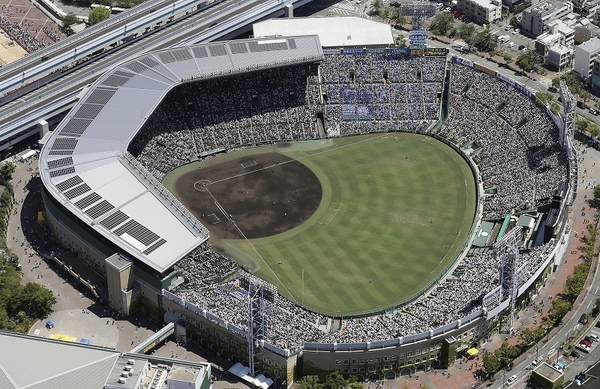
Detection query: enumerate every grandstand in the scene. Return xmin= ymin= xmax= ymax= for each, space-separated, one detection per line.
xmin=39 ymin=32 xmax=570 ymax=385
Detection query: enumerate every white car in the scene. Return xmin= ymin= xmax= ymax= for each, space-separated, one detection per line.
xmin=505 ymin=375 xmax=517 ymax=386
xmin=588 ymin=333 xmax=600 ymax=342
xmin=513 ymin=29 xmax=520 ymax=35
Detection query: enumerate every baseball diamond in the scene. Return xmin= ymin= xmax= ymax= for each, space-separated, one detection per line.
xmin=166 ymin=133 xmax=477 ymax=315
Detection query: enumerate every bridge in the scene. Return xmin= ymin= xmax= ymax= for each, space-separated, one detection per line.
xmin=0 ymin=0 xmax=312 ymax=153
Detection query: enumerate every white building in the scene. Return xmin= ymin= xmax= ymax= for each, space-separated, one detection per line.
xmin=521 ymin=1 xmax=574 ymax=37
xmin=253 ymin=17 xmax=394 ymax=48
xmin=547 ymin=44 xmax=574 ymax=70
xmin=574 ymin=36 xmax=600 ymax=82
xmin=456 ymin=0 xmax=502 ymax=25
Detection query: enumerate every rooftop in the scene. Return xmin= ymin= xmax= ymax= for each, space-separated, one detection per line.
xmin=468 ymin=0 xmax=500 ymax=9
xmin=0 ymin=330 xmax=120 ymax=389
xmin=533 ymin=362 xmax=564 ymax=382
xmin=40 ymin=35 xmax=324 ymax=274
xmin=168 ymin=364 xmax=202 ymax=382
xmin=252 ymin=17 xmax=393 ymax=48
xmin=577 ymin=36 xmax=600 ymax=54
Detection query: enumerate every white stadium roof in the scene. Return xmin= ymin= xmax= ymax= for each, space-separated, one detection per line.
xmin=253 ymin=17 xmax=394 ymax=48
xmin=40 ymin=35 xmax=324 ymax=273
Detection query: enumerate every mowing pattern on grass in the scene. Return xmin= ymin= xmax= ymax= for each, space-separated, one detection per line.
xmin=175 ymin=133 xmax=477 ymax=316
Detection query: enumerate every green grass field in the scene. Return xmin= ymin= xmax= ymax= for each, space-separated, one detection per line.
xmin=220 ymin=133 xmax=477 ymax=316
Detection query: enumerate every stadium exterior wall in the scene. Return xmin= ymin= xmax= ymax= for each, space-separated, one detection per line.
xmin=37 ymin=47 xmax=570 ymax=386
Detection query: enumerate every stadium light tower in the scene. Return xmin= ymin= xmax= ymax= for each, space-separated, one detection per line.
xmin=559 ymin=79 xmax=576 ymax=161
xmin=240 ymin=274 xmax=277 ymax=377
xmin=400 ymin=2 xmax=436 ymax=55
xmin=495 ymin=226 xmax=522 ymax=333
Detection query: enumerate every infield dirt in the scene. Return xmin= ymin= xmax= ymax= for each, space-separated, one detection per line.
xmin=174 ymin=152 xmax=322 ymax=240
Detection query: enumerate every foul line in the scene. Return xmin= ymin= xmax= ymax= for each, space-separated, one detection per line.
xmin=204 ymin=133 xmax=391 ymax=187
xmin=204 ymin=186 xmax=298 ymax=303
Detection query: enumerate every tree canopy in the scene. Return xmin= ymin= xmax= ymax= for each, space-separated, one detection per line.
xmin=61 ymin=13 xmax=79 ymax=28
xmin=0 ymin=263 xmax=56 ymax=332
xmin=473 ymin=29 xmax=497 ymax=52
xmin=429 ymin=13 xmax=454 ymax=36
xmin=89 ymin=7 xmax=111 ymax=25
xmin=295 ymin=373 xmax=364 ymax=389
xmin=517 ymin=50 xmax=541 ymax=72
xmin=0 ymin=162 xmax=16 ymax=182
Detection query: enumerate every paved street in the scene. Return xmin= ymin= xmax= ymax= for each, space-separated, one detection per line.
xmin=4 ymin=2 xmax=600 ymax=388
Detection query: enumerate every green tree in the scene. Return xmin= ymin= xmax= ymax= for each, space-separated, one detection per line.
xmin=563 ymin=263 xmax=591 ymax=301
xmin=509 ymin=16 xmax=518 ymax=27
xmin=482 ymin=352 xmax=501 ymax=374
xmin=324 ymin=372 xmax=346 ymax=389
xmin=0 ymin=162 xmax=16 ymax=182
xmin=458 ymin=23 xmax=476 ymax=46
xmin=594 ymin=184 xmax=600 ymax=201
xmin=370 ymin=0 xmax=382 ymax=16
xmin=0 ymin=265 xmax=56 ymax=332
xmin=473 ymin=29 xmax=497 ymax=52
xmin=550 ymin=102 xmax=560 ymax=115
xmin=518 ymin=328 xmax=538 ymax=346
xmin=548 ymin=299 xmax=572 ymax=323
xmin=577 ymin=117 xmax=590 ymax=134
xmin=580 ymin=90 xmax=591 ymax=105
xmin=552 ymin=72 xmax=585 ymax=95
xmin=517 ymin=50 xmax=541 ymax=72
xmin=89 ymin=7 xmax=111 ymax=25
xmin=429 ymin=13 xmax=455 ymax=36
xmin=395 ymin=15 xmax=409 ymax=26
xmin=296 ymin=376 xmax=322 ymax=389
xmin=588 ymin=122 xmax=600 ymax=138
xmin=61 ymin=13 xmax=79 ymax=28
xmin=535 ymin=92 xmax=553 ymax=106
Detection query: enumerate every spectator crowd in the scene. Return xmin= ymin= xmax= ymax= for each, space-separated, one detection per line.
xmin=1 ymin=3 xmax=64 ymax=53
xmin=128 ymin=54 xmax=567 ymax=351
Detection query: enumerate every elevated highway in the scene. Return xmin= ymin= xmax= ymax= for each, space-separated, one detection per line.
xmin=0 ymin=0 xmax=312 ymax=153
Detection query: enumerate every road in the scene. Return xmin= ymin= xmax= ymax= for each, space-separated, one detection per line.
xmin=0 ymin=0 xmax=278 ymax=139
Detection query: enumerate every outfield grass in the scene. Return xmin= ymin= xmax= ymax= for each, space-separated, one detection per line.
xmin=221 ymin=133 xmax=477 ymax=316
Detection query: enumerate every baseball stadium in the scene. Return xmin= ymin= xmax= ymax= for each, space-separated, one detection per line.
xmin=39 ymin=23 xmax=573 ymax=387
